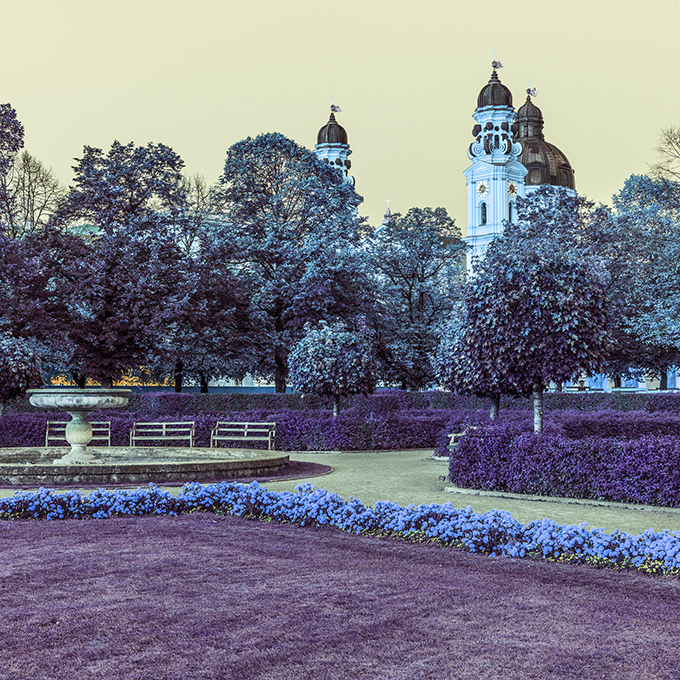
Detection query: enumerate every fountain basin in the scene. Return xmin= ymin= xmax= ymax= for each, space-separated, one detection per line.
xmin=0 ymin=446 xmax=290 ymax=487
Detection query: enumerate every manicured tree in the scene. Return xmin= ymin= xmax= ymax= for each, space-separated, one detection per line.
xmin=213 ymin=132 xmax=369 ymax=393
xmin=0 ymin=334 xmax=42 ymax=415
xmin=367 ymin=206 xmax=466 ymax=391
xmin=438 ymin=187 xmax=610 ymax=432
xmin=289 ymin=321 xmax=376 ymax=416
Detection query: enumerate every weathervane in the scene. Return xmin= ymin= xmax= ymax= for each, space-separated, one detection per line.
xmin=491 ymin=48 xmax=503 ymax=70
xmin=525 ymin=78 xmax=537 ymax=98
xmin=330 ymin=94 xmax=342 ymax=113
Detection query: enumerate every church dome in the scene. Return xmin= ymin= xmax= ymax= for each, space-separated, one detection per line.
xmin=516 ymin=95 xmax=575 ymax=190
xmin=317 ymin=112 xmax=348 ymax=145
xmin=477 ymin=70 xmax=513 ymax=109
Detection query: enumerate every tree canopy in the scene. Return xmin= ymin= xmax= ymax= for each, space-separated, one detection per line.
xmin=437 ymin=188 xmax=610 ymax=430
xmin=212 ymin=132 xmax=369 ymax=392
xmin=367 ymin=206 xmax=465 ymax=390
xmin=288 ymin=321 xmax=376 ymax=415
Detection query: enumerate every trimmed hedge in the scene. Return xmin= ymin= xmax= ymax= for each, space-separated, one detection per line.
xmin=7 ymin=389 xmax=680 ymax=416
xmin=0 ymin=409 xmax=481 ymax=451
xmin=447 ymin=418 xmax=680 ymax=507
xmin=1 ymin=482 xmax=678 ymax=577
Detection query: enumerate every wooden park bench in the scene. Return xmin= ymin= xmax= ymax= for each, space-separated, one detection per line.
xmin=45 ymin=421 xmax=112 ymax=448
xmin=129 ymin=421 xmax=195 ymax=448
xmin=210 ymin=421 xmax=276 ymax=450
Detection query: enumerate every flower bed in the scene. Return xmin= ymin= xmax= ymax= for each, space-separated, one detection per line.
xmin=0 ymin=482 xmax=677 ymax=578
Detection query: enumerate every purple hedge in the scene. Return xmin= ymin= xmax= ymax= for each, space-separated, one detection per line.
xmin=0 ymin=409 xmax=481 ymax=451
xmin=6 ymin=389 xmax=680 ymax=416
xmin=447 ymin=420 xmax=680 ymax=507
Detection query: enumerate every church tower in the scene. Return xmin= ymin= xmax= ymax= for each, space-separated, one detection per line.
xmin=515 ymin=92 xmax=576 ymax=196
xmin=463 ymin=66 xmax=526 ymax=270
xmin=314 ymin=108 xmax=355 ymax=186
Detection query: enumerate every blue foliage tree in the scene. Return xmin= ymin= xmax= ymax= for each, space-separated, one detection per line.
xmin=436 ymin=187 xmax=610 ymax=431
xmin=0 ymin=102 xmax=25 ymax=234
xmin=611 ymin=174 xmax=680 ymax=387
xmin=0 ymin=334 xmax=42 ymax=414
xmin=366 ymin=206 xmax=466 ymax=391
xmin=288 ymin=321 xmax=376 ymax=416
xmin=213 ymin=132 xmax=369 ymax=393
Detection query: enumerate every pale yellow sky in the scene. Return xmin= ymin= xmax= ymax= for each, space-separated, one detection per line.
xmin=3 ymin=0 xmax=680 ymax=231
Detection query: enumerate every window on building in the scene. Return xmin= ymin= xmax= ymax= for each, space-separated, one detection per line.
xmin=508 ymin=202 xmax=512 ymax=222
xmin=480 ymin=202 xmax=487 ymax=225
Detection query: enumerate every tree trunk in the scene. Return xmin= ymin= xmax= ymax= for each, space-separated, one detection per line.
xmin=660 ymin=369 xmax=668 ymax=391
xmin=490 ymin=394 xmax=500 ymax=420
xmin=174 ymin=359 xmax=184 ymax=393
xmin=613 ymin=374 xmax=622 ymax=389
xmin=274 ymin=355 xmax=287 ymax=393
xmin=555 ymin=382 xmax=564 ymax=393
xmin=71 ymin=372 xmax=86 ymax=389
xmin=533 ymin=378 xmax=543 ymax=434
xmin=199 ymin=371 xmax=209 ymax=394
xmin=101 ymin=377 xmax=113 ymax=389
xmin=333 ymin=394 xmax=340 ymax=417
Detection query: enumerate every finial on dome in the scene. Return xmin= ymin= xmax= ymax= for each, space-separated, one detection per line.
xmin=526 ymin=87 xmax=537 ymax=98
xmin=491 ymin=60 xmax=503 ymax=70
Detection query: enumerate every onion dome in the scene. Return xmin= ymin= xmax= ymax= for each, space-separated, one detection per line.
xmin=516 ymin=95 xmax=575 ymax=190
xmin=477 ymin=69 xmax=513 ymax=109
xmin=317 ymin=112 xmax=348 ymax=145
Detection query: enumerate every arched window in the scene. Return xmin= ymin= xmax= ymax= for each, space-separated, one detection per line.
xmin=508 ymin=202 xmax=512 ymax=222
xmin=480 ymin=202 xmax=487 ymax=225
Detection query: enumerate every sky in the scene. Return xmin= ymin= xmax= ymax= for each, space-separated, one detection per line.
xmin=3 ymin=0 xmax=680 ymax=234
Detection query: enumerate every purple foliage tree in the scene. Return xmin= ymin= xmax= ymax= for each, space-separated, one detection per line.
xmin=213 ymin=132 xmax=369 ymax=393
xmin=28 ymin=141 xmax=195 ymax=387
xmin=288 ymin=321 xmax=376 ymax=416
xmin=366 ymin=206 xmax=466 ymax=391
xmin=0 ymin=334 xmax=42 ymax=415
xmin=436 ymin=187 xmax=610 ymax=432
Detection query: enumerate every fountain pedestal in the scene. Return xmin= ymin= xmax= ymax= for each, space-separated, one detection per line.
xmin=28 ymin=388 xmax=132 ymax=465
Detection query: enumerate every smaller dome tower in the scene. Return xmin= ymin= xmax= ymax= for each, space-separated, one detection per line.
xmin=515 ymin=92 xmax=575 ymax=193
xmin=314 ymin=108 xmax=354 ymax=186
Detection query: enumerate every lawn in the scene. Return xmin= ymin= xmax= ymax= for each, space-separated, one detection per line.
xmin=1 ymin=512 xmax=679 ymax=679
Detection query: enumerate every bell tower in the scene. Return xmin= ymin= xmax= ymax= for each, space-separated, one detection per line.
xmin=314 ymin=107 xmax=355 ymax=186
xmin=463 ymin=64 xmax=526 ymax=270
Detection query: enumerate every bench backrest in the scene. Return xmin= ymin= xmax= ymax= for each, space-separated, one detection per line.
xmin=213 ymin=421 xmax=275 ymax=436
xmin=131 ymin=422 xmax=195 ymax=434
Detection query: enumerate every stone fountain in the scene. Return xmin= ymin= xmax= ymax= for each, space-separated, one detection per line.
xmin=27 ymin=388 xmax=131 ymax=465
xmin=0 ymin=387 xmax=290 ymax=486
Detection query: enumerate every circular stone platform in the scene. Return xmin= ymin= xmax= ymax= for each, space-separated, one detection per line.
xmin=0 ymin=447 xmax=290 ymax=487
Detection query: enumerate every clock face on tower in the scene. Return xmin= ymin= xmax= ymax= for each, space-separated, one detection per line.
xmin=476 ymin=181 xmax=489 ymax=197
xmin=508 ymin=181 xmax=518 ymax=197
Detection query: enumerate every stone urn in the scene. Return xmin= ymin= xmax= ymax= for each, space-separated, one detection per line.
xmin=28 ymin=388 xmax=132 ymax=465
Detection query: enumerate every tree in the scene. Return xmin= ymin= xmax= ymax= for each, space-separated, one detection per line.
xmin=0 ymin=102 xmax=25 ymax=232
xmin=0 ymin=151 xmax=66 ymax=238
xmin=651 ymin=124 xmax=680 ymax=182
xmin=213 ymin=132 xmax=368 ymax=393
xmin=27 ymin=141 xmax=195 ymax=387
xmin=437 ymin=187 xmax=610 ymax=432
xmin=0 ymin=334 xmax=43 ymax=415
xmin=289 ymin=321 xmax=376 ymax=416
xmin=367 ymin=207 xmax=466 ymax=391
xmin=611 ymin=174 xmax=680 ymax=385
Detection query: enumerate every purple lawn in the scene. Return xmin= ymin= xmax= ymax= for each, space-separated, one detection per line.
xmin=1 ymin=513 xmax=679 ymax=680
